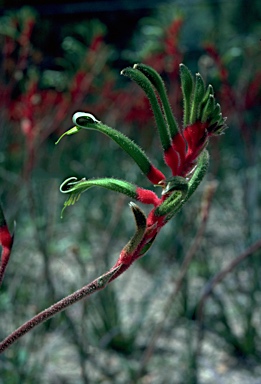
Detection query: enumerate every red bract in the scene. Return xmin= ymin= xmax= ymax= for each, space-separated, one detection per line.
xmin=0 ymin=205 xmax=14 ymax=288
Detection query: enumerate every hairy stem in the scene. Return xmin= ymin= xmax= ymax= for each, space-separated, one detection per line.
xmin=0 ymin=265 xmax=121 ymax=354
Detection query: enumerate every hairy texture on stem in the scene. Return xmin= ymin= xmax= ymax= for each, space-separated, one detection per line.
xmin=0 ymin=265 xmax=122 ymax=353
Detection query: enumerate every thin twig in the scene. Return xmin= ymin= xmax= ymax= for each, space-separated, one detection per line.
xmin=197 ymin=237 xmax=261 ymax=321
xmin=195 ymin=237 xmax=261 ymax=367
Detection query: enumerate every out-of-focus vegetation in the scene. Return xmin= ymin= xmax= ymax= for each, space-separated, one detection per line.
xmin=0 ymin=1 xmax=260 ymax=383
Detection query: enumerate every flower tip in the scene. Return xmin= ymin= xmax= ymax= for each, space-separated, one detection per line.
xmin=129 ymin=202 xmax=143 ymax=216
xmin=208 ymin=84 xmax=214 ymax=93
xmin=73 ymin=112 xmax=100 ymax=126
xmin=55 ymin=135 xmax=64 ymax=145
xmin=55 ymin=126 xmax=80 ymax=145
xmin=60 ymin=207 xmax=66 ymax=219
xmin=59 ymin=176 xmax=78 ymax=193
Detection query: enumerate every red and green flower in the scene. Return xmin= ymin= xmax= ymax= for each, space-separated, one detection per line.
xmin=57 ymin=63 xmax=227 ymax=280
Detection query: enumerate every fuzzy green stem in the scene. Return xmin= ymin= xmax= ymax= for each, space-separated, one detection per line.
xmin=65 ymin=112 xmax=165 ymax=184
xmin=121 ymin=67 xmax=171 ymax=151
xmin=179 ymin=64 xmax=194 ymax=127
xmin=133 ymin=63 xmax=180 ymax=138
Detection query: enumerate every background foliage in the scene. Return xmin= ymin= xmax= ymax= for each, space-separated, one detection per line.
xmin=0 ymin=1 xmax=260 ymax=383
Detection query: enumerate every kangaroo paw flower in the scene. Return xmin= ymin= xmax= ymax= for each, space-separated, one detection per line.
xmin=58 ymin=63 xmax=227 ymax=269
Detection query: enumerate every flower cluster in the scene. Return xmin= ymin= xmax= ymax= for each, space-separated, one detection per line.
xmin=57 ymin=63 xmax=226 ymax=280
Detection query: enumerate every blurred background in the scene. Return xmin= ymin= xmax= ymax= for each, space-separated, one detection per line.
xmin=0 ymin=1 xmax=260 ymax=383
